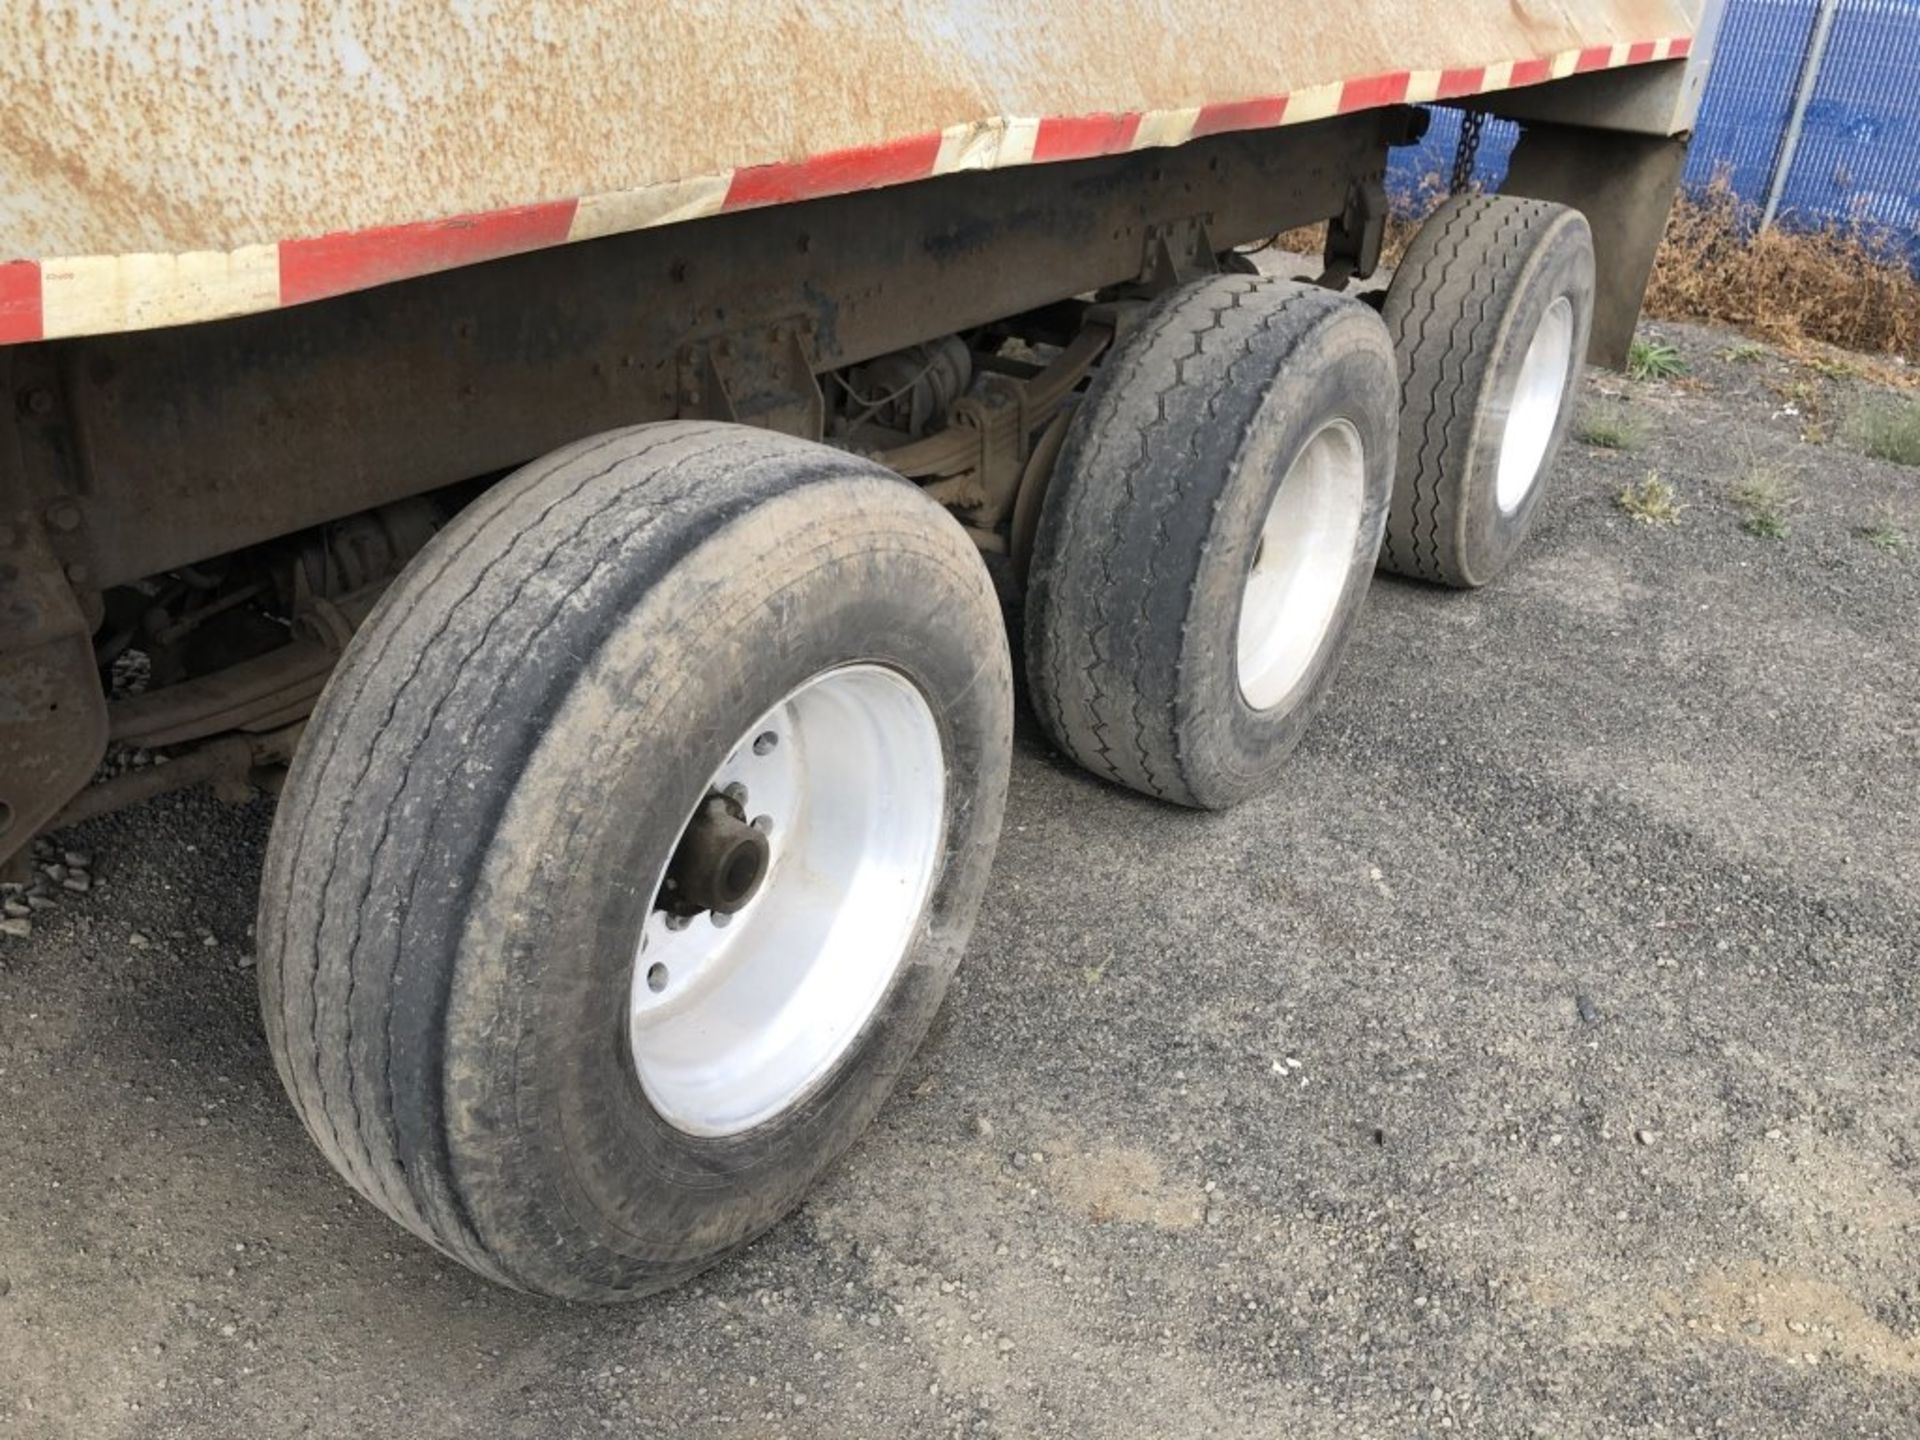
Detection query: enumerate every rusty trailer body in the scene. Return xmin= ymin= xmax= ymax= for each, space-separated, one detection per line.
xmin=2 ymin=0 xmax=1711 ymax=1299
xmin=3 ymin=0 xmax=1699 ymax=340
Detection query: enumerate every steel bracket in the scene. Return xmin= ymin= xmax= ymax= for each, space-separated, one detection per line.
xmin=0 ymin=491 xmax=108 ymax=863
xmin=10 ymin=351 xmax=103 ymax=624
xmin=1320 ymin=174 xmax=1389 ymax=288
xmin=1139 ymin=215 xmax=1222 ymax=290
xmin=676 ymin=318 xmax=825 ymax=439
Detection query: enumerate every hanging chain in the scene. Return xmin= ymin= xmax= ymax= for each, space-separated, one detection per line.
xmin=1449 ymin=110 xmax=1486 ymax=196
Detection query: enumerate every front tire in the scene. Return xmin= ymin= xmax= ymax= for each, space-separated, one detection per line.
xmin=257 ymin=422 xmax=1012 ymax=1301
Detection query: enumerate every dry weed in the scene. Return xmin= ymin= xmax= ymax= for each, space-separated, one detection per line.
xmin=1644 ymin=179 xmax=1920 ymax=376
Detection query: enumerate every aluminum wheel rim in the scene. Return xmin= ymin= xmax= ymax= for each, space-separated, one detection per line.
xmin=1496 ymin=295 xmax=1576 ymax=514
xmin=629 ymin=664 xmax=945 ymax=1137
xmin=1236 ymin=418 xmax=1367 ymax=712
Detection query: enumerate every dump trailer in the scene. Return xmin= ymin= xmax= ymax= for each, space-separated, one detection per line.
xmin=1 ymin=1 xmax=1716 ymax=1300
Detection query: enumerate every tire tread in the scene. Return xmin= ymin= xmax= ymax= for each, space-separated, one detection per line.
xmin=1379 ymin=194 xmax=1589 ymax=586
xmin=1025 ymin=276 xmax=1389 ymax=808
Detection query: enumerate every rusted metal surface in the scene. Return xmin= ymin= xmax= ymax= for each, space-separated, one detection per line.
xmin=107 ymin=576 xmax=392 ymax=749
xmin=109 ymin=640 xmax=330 ymax=750
xmin=879 ymin=320 xmax=1112 ymax=533
xmin=0 ymin=454 xmax=107 ymax=863
xmin=47 ymin=723 xmax=303 ymax=833
xmin=0 ymin=1 xmax=1689 ymax=260
xmin=32 ymin=120 xmax=1390 ymax=582
xmin=0 ymin=5 xmax=1697 ymax=347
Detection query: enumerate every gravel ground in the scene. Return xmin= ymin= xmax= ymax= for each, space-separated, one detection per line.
xmin=2 ymin=321 xmax=1917 ymax=1439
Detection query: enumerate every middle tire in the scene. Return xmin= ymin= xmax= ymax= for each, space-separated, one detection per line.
xmin=1024 ymin=276 xmax=1397 ymax=810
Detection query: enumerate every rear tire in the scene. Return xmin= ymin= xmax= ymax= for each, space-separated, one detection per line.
xmin=1024 ymin=275 xmax=1397 ymax=810
xmin=1378 ymin=194 xmax=1595 ymax=587
xmin=258 ymin=422 xmax=1012 ymax=1301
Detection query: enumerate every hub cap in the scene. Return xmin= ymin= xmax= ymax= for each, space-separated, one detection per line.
xmin=1496 ymin=295 xmax=1576 ymax=514
xmin=630 ymin=664 xmax=946 ymax=1137
xmin=1236 ymin=418 xmax=1367 ymax=711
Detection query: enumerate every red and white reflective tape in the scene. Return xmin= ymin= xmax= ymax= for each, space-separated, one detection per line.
xmin=0 ymin=36 xmax=1691 ymax=347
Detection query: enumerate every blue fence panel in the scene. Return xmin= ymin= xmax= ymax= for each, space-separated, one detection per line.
xmin=1682 ymin=0 xmax=1816 ymax=195
xmin=1385 ymin=0 xmax=1920 ymax=266
xmin=1774 ymin=0 xmax=1920 ymax=258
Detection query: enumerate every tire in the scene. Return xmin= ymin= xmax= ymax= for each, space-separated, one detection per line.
xmin=1023 ymin=275 xmax=1397 ymax=811
xmin=257 ymin=421 xmax=1012 ymax=1301
xmin=1379 ymin=194 xmax=1595 ymax=587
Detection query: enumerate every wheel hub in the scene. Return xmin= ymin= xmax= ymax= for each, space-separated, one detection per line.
xmin=1235 ymin=417 xmax=1367 ymax=712
xmin=629 ymin=664 xmax=946 ymax=1137
xmin=1496 ymin=294 xmax=1576 ymax=514
xmin=661 ymin=793 xmax=771 ymax=916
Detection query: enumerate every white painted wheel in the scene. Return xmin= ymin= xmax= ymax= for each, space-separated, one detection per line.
xmin=1495 ymin=295 xmax=1576 ymax=514
xmin=1236 ymin=418 xmax=1368 ymax=712
xmin=630 ymin=663 xmax=946 ymax=1137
